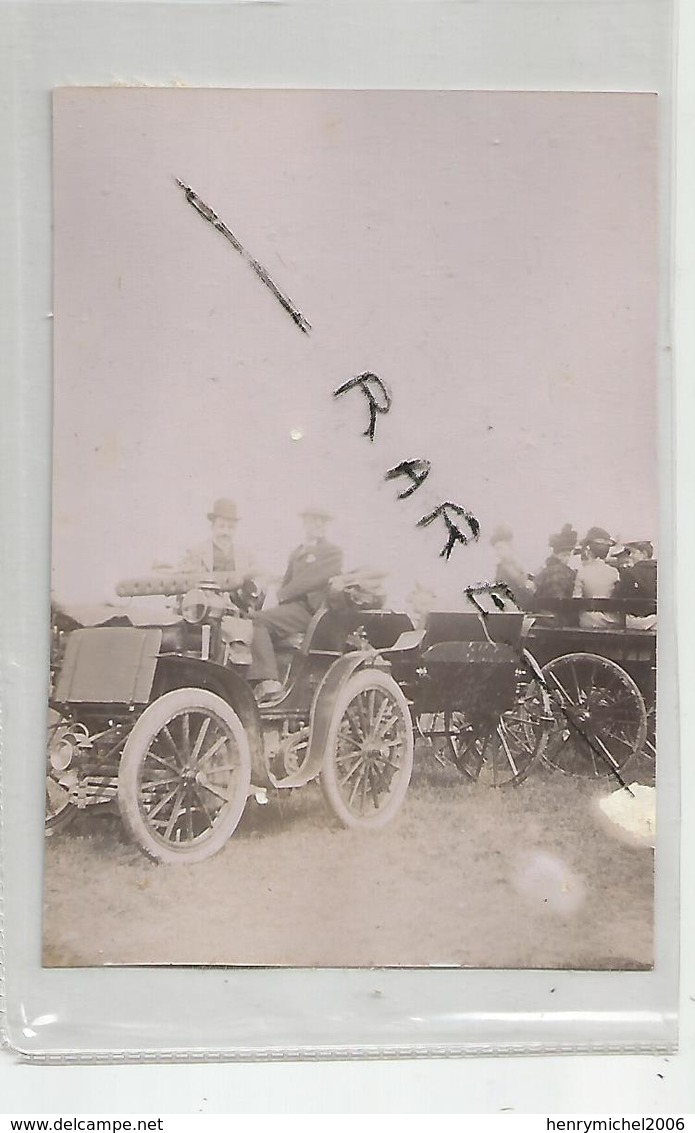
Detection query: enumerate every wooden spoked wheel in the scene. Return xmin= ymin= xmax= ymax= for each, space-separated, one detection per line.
xmin=541 ymin=653 xmax=647 ymax=778
xmin=421 ymin=670 xmax=551 ymax=788
xmin=321 ymin=669 xmax=414 ymax=828
xmin=118 ymin=688 xmax=252 ymax=863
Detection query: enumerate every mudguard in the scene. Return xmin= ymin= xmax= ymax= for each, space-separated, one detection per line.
xmin=279 ymin=650 xmax=391 ymax=789
xmin=152 ymin=654 xmax=265 ymax=785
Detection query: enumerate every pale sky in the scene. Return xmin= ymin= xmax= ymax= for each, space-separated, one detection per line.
xmin=52 ymin=89 xmax=658 ymax=608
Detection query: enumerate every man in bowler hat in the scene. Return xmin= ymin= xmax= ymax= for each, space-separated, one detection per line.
xmin=250 ymin=506 xmax=343 ymax=702
xmin=182 ymin=498 xmax=256 ymax=581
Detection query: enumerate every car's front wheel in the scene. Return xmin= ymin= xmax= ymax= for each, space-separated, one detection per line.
xmin=118 ymin=688 xmax=252 ymax=863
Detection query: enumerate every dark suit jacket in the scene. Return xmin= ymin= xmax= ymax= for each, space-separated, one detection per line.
xmin=617 ymin=559 xmax=657 ymax=603
xmin=534 ymin=556 xmax=577 ymax=603
xmin=277 ymin=540 xmax=343 ymax=612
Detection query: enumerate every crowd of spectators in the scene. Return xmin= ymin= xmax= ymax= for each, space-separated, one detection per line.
xmin=490 ymin=523 xmax=657 ymax=628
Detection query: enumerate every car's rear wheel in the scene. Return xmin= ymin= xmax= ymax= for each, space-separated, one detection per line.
xmin=118 ymin=688 xmax=252 ymax=863
xmin=321 ymin=668 xmax=414 ymax=828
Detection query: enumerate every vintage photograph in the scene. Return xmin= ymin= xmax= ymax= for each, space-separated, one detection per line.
xmin=45 ymin=89 xmax=658 ymax=968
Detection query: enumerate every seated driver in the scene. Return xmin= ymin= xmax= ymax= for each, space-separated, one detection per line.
xmin=250 ymin=506 xmax=343 ymax=702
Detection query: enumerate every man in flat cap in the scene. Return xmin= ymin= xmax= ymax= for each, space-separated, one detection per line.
xmin=616 ymin=541 xmax=657 ymax=628
xmin=182 ymin=497 xmax=256 ymax=582
xmin=618 ymin=541 xmax=657 ymax=602
xmin=250 ymin=506 xmax=343 ymax=702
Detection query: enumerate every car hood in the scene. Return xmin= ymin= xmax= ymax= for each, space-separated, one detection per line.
xmin=54 ymin=598 xmax=181 ymax=629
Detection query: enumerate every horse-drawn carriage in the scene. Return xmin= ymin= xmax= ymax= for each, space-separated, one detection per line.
xmin=403 ymin=595 xmax=656 ymax=787
xmin=46 ymin=576 xmax=656 ymax=862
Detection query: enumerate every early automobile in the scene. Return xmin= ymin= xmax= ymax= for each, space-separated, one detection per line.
xmin=46 ymin=572 xmax=415 ymax=863
xmin=46 ymin=575 xmax=556 ymax=857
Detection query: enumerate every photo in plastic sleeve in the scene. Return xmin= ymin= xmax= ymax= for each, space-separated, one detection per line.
xmin=46 ymin=89 xmax=658 ymax=968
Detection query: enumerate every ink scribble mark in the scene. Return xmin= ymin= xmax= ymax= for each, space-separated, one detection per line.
xmin=418 ymin=502 xmax=480 ymax=560
xmin=175 ymin=179 xmax=312 ymax=335
xmin=464 ymin=581 xmax=518 ymax=614
xmin=333 ymin=372 xmax=392 ymax=442
xmin=385 ymin=458 xmax=432 ymax=499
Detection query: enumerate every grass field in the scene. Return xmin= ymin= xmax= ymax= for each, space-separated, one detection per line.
xmin=43 ymin=749 xmax=654 ymax=969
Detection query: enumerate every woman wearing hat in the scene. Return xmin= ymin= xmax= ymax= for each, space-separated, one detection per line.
xmin=573 ymin=526 xmax=620 ymax=628
xmin=533 ymin=524 xmax=578 ymax=605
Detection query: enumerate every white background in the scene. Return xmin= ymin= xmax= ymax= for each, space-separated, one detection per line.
xmin=1 ymin=0 xmax=694 ymax=1114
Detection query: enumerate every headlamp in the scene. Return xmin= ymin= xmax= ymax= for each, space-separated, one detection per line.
xmin=181 ymin=588 xmax=209 ymax=624
xmin=181 ymin=587 xmax=227 ymax=624
xmin=49 ymin=727 xmax=83 ymax=771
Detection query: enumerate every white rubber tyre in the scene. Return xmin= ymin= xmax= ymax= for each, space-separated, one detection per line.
xmin=118 ymin=688 xmax=251 ymax=863
xmin=321 ymin=668 xmax=414 ymax=829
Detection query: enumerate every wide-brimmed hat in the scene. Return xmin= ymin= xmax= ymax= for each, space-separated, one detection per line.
xmin=624 ymin=540 xmax=654 ymax=558
xmin=581 ymin=526 xmax=615 ymax=548
xmin=609 ymin=545 xmax=632 ymax=564
xmin=207 ymin=498 xmax=238 ymax=522
xmin=300 ymin=505 xmax=333 ymax=521
xmin=549 ymin=523 xmax=578 ymax=554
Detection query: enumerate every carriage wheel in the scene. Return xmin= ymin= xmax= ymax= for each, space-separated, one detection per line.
xmin=541 ymin=653 xmax=647 ymax=778
xmin=321 ymin=668 xmax=414 ymax=829
xmin=440 ymin=671 xmax=551 ymax=788
xmin=45 ymin=709 xmax=79 ymax=835
xmin=641 ymin=700 xmax=656 ymax=765
xmin=118 ymin=688 xmax=252 ymax=863
xmin=484 ymin=672 xmax=551 ymax=786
